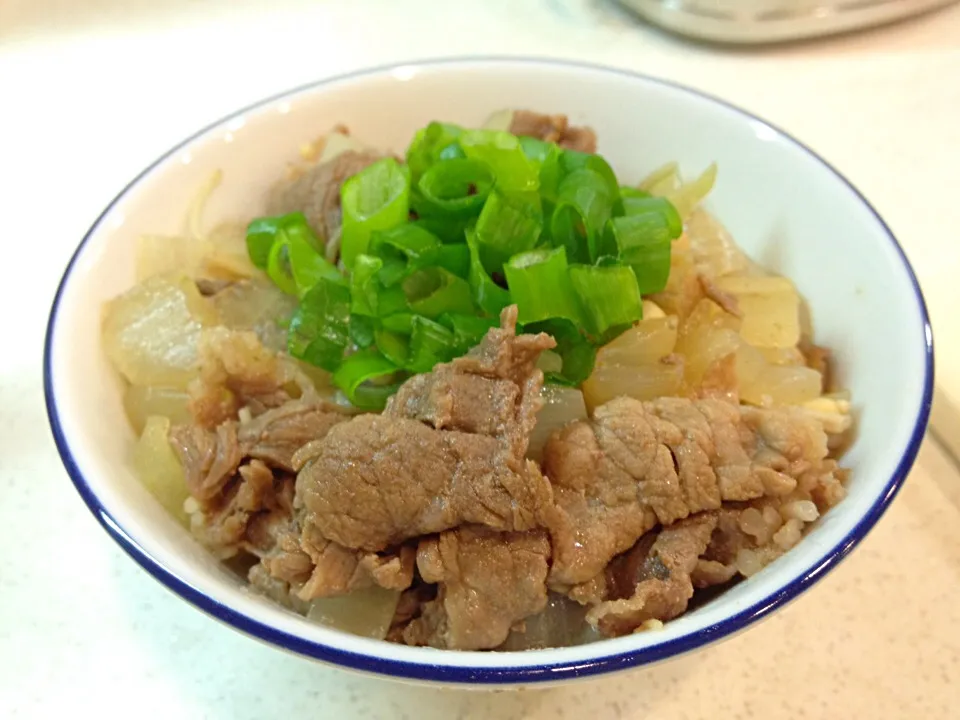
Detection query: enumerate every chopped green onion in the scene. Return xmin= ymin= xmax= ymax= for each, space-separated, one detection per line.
xmin=537 ymin=148 xmax=563 ymax=205
xmin=620 ymin=195 xmax=682 ymax=235
xmin=406 ymin=122 xmax=465 ymax=181
xmin=246 ymin=212 xmax=313 ymax=269
xmin=370 ymin=224 xmax=443 ymax=287
xmin=287 ymin=277 xmax=351 ymax=372
xmin=438 ymin=313 xmax=499 ymax=353
xmin=251 ymin=120 xmax=717 ymax=411
xmin=417 ymin=158 xmax=494 ymax=218
xmin=407 ymin=316 xmax=457 ymax=373
xmin=288 ymin=231 xmax=340 ymax=298
xmin=560 ymin=151 xmax=619 ymax=198
xmin=466 ymin=228 xmax=511 ymax=316
xmin=605 ymin=213 xmax=677 ymax=295
xmin=518 ymin=136 xmax=555 ymax=163
xmin=526 ymin=318 xmax=596 ymax=385
xmin=503 ymin=247 xmax=583 ymax=326
xmin=332 ymin=348 xmax=403 ymax=411
xmin=374 ymin=328 xmax=410 ymax=367
xmin=410 ymin=215 xmax=472 ymax=244
xmin=380 ymin=313 xmax=414 ymax=334
xmin=475 ymin=189 xmax=542 ymax=272
xmin=349 ymin=314 xmax=376 ymax=349
xmin=458 ymin=130 xmax=540 ymax=193
xmin=265 ymin=234 xmax=298 ymax=296
xmin=569 ymin=264 xmax=643 ymax=337
xmin=350 ymin=254 xmax=407 ymax=318
xmin=620 ymin=186 xmax=651 ymax=200
xmin=435 ymin=244 xmax=470 ymax=279
xmin=340 ymin=158 xmax=411 ymax=270
xmin=550 ymin=168 xmax=615 ymax=263
xmin=260 ymin=216 xmax=339 ymax=297
xmin=370 ymin=223 xmax=442 ymax=264
xmin=404 ymin=267 xmax=475 ymax=318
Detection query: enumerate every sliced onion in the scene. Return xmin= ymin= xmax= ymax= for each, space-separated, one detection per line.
xmin=306 ymin=586 xmax=401 ymax=640
xmin=528 ymin=385 xmax=588 ymax=461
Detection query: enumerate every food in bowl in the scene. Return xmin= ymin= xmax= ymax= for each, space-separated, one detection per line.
xmin=101 ymin=109 xmax=852 ymax=651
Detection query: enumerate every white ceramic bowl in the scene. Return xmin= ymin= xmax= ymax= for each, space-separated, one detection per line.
xmin=44 ymin=58 xmax=933 ymax=687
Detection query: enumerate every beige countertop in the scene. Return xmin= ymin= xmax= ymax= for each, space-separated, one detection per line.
xmin=1 ymin=1 xmax=959 ymax=717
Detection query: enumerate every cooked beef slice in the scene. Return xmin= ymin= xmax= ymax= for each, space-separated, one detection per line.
xmin=170 ymin=398 xmax=347 ymax=501
xmin=296 ymin=307 xmax=556 ymax=552
xmin=188 ymin=459 xmax=276 ymax=553
xmin=690 ymin=558 xmax=738 ymax=589
xmin=296 ymin=415 xmax=549 ymax=551
xmin=389 ymin=371 xmax=520 ymax=435
xmin=402 ymin=526 xmax=551 ymax=650
xmin=508 ymin=110 xmax=598 ymax=153
xmin=586 ymin=513 xmax=717 ymax=636
xmin=169 ymin=325 xmax=352 ymax=593
xmin=542 ymin=396 xmax=840 ymax=588
xmin=169 ymin=422 xmax=243 ymax=501
xmin=297 ymin=524 xmax=415 ymax=600
xmin=187 ymin=328 xmax=318 ymax=428
xmin=266 ymin=149 xmax=383 ymax=243
xmin=238 ymin=399 xmax=349 ymax=472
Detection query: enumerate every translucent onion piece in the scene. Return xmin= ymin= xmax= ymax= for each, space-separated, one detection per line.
xmin=499 ymin=594 xmax=594 ymax=650
xmin=133 ymin=415 xmax=189 ymax=524
xmin=528 ymin=385 xmax=588 ymax=461
xmin=123 ymin=385 xmax=191 ymax=435
xmin=102 ymin=274 xmax=217 ymax=388
xmin=714 ymin=275 xmax=801 ymax=349
xmin=306 ymin=586 xmax=401 ymax=640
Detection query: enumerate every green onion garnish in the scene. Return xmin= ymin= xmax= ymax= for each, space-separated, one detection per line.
xmin=550 ymin=168 xmax=615 ymax=263
xmin=503 ymin=247 xmax=582 ymax=326
xmin=287 ymin=277 xmax=352 ymax=372
xmin=417 ymin=158 xmax=494 ymax=218
xmin=340 ymin=158 xmax=411 ymax=270
xmin=332 ymin=348 xmax=403 ymax=410
xmin=244 ymin=116 xmax=714 ymax=409
xmin=569 ymin=264 xmax=643 ymax=337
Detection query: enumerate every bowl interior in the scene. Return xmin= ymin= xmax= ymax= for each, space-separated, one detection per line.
xmin=46 ymin=59 xmax=931 ymax=684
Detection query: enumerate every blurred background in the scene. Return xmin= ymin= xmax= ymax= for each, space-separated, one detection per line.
xmin=1 ymin=1 xmax=958 ymax=718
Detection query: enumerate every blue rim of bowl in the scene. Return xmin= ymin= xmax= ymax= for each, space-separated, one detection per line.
xmin=43 ymin=57 xmax=934 ymax=685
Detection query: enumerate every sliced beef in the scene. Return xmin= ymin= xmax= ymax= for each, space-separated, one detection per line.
xmin=296 ymin=307 xmax=556 ymax=552
xmin=170 ymin=397 xmax=347 ymax=502
xmin=187 ymin=328 xmax=318 ymax=428
xmin=266 ymin=149 xmax=383 ymax=244
xmin=238 ymin=398 xmax=349 ymax=472
xmin=542 ymin=396 xmax=840 ymax=588
xmin=508 ymin=110 xmax=598 ymax=153
xmin=691 ymin=558 xmax=738 ymax=588
xmin=389 ymin=372 xmax=520 ymax=436
xmin=586 ymin=513 xmax=717 ymax=636
xmin=169 ymin=422 xmax=243 ymax=501
xmin=170 ymin=328 xmax=352 ymax=598
xmin=542 ymin=418 xmax=659 ymax=592
xmin=188 ymin=459 xmax=275 ymax=553
xmin=296 ymin=415 xmax=545 ymax=551
xmin=297 ymin=524 xmax=415 ymax=600
xmin=403 ymin=526 xmax=551 ymax=650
